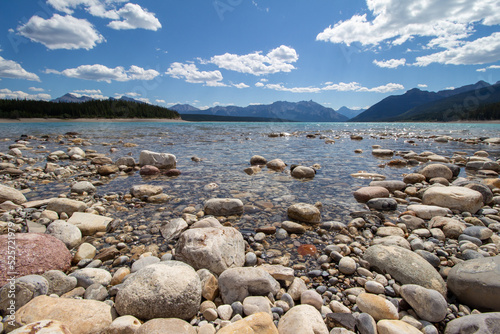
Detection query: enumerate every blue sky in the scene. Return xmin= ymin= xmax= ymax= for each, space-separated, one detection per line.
xmin=1 ymin=0 xmax=500 ymax=111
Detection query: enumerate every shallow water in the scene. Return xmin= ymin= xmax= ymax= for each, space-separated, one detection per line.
xmin=1 ymin=121 xmax=499 ymax=251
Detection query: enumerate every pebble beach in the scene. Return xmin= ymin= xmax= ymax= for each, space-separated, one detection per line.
xmin=0 ymin=122 xmax=499 ymax=334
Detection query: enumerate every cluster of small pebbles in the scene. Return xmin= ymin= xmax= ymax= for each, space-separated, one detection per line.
xmin=0 ymin=131 xmax=499 ymax=334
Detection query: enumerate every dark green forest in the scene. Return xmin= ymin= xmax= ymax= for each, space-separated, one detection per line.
xmin=0 ymin=99 xmax=180 ymax=120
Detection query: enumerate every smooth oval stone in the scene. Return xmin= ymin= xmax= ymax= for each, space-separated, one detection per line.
xmin=363 ymin=245 xmax=446 ymax=296
xmin=448 ymin=256 xmax=500 ymax=311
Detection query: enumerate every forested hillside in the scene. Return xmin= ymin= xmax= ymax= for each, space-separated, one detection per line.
xmin=0 ymin=99 xmax=180 ymax=120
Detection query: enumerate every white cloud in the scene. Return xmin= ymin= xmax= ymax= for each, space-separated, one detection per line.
xmin=232 ymin=82 xmax=249 ymax=89
xmin=373 ymin=58 xmax=406 ymax=69
xmin=323 ymin=82 xmax=363 ymax=91
xmin=0 ymin=56 xmax=40 ymax=81
xmin=477 ymin=64 xmax=500 ymax=71
xmin=166 ymin=62 xmax=226 ymax=86
xmin=156 ymin=99 xmax=166 ymax=103
xmin=262 ymin=81 xmax=404 ymax=94
xmin=358 ymin=83 xmax=405 ymax=93
xmin=418 ymin=84 xmax=428 ymax=88
xmin=209 ymin=45 xmax=298 ymax=76
xmin=317 ymin=0 xmax=500 ymax=65
xmin=47 ymin=0 xmax=125 ymax=19
xmin=0 ymin=88 xmax=51 ymax=100
xmin=17 ymin=14 xmax=104 ymax=50
xmin=108 ymin=3 xmax=161 ymax=31
xmin=255 ymin=82 xmax=264 ymax=87
xmin=264 ymin=83 xmax=320 ymax=93
xmin=73 ymin=89 xmax=102 ymax=94
xmin=48 ymin=64 xmax=160 ymax=83
xmin=115 ymin=91 xmax=141 ymax=97
xmin=414 ymin=32 xmax=500 ymax=66
xmin=29 ymin=87 xmax=45 ymax=91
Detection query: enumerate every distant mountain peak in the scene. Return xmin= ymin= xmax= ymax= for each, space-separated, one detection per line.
xmin=51 ymin=93 xmax=94 ymax=103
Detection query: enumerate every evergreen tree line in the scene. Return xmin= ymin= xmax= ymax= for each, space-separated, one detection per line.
xmin=0 ymin=99 xmax=180 ymax=120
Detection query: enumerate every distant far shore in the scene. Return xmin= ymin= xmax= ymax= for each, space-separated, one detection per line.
xmin=0 ymin=118 xmax=188 ymax=123
xmin=0 ymin=117 xmax=499 ymax=124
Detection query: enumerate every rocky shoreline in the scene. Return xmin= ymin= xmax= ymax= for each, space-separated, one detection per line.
xmin=0 ymin=131 xmax=499 ymax=334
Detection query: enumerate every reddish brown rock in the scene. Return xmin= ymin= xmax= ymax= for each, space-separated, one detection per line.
xmin=353 ymin=186 xmax=390 ymax=203
xmin=139 ymin=165 xmax=160 ymax=176
xmin=0 ymin=234 xmax=72 ymax=287
xmin=163 ymin=169 xmax=181 ymax=177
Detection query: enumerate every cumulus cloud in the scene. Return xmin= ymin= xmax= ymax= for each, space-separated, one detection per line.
xmin=17 ymin=14 xmax=104 ymax=50
xmin=232 ymin=82 xmax=249 ymax=89
xmin=108 ymin=3 xmax=161 ymax=30
xmin=166 ymin=62 xmax=226 ymax=87
xmin=47 ymin=0 xmax=160 ymax=30
xmin=414 ymin=33 xmax=500 ymax=66
xmin=47 ymin=0 xmax=125 ymax=19
xmin=73 ymin=89 xmax=102 ymax=94
xmin=317 ymin=0 xmax=500 ymax=66
xmin=47 ymin=64 xmax=160 ymax=83
xmin=264 ymin=83 xmax=320 ymax=93
xmin=0 ymin=88 xmax=51 ymax=100
xmin=155 ymin=99 xmax=166 ymax=103
xmin=418 ymin=84 xmax=428 ymax=88
xmin=209 ymin=45 xmax=298 ymax=76
xmin=477 ymin=64 xmax=500 ymax=72
xmin=0 ymin=56 xmax=40 ymax=81
xmin=29 ymin=87 xmax=45 ymax=91
xmin=262 ymin=81 xmax=404 ymax=93
xmin=373 ymin=58 xmax=406 ymax=69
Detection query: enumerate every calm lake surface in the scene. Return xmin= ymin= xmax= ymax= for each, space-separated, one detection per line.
xmin=1 ymin=121 xmax=499 ymax=235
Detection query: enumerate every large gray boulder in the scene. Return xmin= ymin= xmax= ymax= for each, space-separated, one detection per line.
xmin=218 ymin=267 xmax=280 ymax=304
xmin=422 ymin=186 xmax=483 ymax=213
xmin=115 ymin=261 xmax=201 ymax=320
xmin=0 ymin=275 xmax=49 ymax=314
xmin=46 ymin=220 xmax=82 ymax=249
xmin=448 ymin=256 xmax=500 ymax=311
xmin=363 ymin=245 xmax=446 ymax=296
xmin=139 ymin=150 xmax=176 ymax=169
xmin=444 ymin=313 xmax=500 ymax=334
xmin=175 ymin=227 xmax=245 ymax=275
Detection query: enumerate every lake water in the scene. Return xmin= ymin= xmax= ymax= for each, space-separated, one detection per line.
xmin=1 ymin=121 xmax=499 ymax=247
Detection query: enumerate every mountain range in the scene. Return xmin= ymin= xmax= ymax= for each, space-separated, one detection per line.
xmin=50 ymin=80 xmax=500 ymax=122
xmin=350 ymin=81 xmax=500 ymax=122
xmin=51 ymin=93 xmax=145 ymax=104
xmin=171 ymin=100 xmax=357 ymax=122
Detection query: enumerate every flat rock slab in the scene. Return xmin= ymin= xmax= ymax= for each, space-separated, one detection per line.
xmin=448 ymin=256 xmax=500 ymax=311
xmin=363 ymin=245 xmax=446 ymax=296
xmin=67 ymin=212 xmax=113 ymax=236
xmin=12 ymin=295 xmax=112 ymax=334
